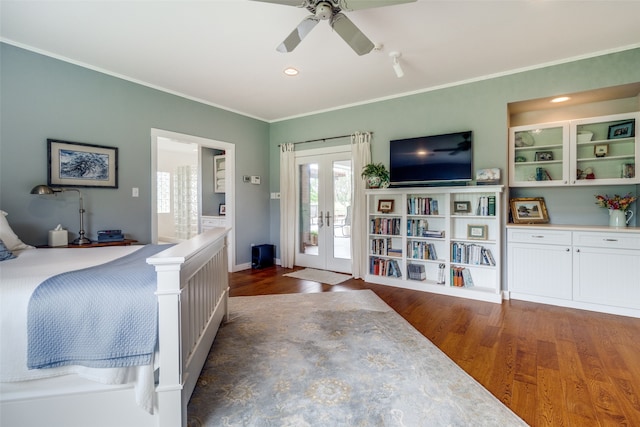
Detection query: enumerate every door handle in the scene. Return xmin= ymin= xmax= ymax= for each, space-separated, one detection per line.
xmin=325 ymin=211 xmax=331 ymax=227
xmin=318 ymin=211 xmax=323 ymax=228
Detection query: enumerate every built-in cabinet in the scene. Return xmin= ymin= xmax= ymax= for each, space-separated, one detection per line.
xmin=509 ymin=112 xmax=639 ymax=187
xmin=214 ymin=155 xmax=226 ymax=193
xmin=507 ymin=225 xmax=640 ymax=318
xmin=366 ymin=186 xmax=503 ymax=304
xmin=201 ymin=215 xmax=227 ymax=231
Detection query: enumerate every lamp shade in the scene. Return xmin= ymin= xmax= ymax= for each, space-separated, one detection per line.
xmin=30 ymin=185 xmax=56 ymax=195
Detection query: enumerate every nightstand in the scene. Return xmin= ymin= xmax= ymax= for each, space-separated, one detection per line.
xmin=37 ymin=239 xmax=139 ymax=248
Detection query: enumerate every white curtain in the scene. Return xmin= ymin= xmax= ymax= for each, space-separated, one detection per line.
xmin=174 ymin=165 xmax=198 ymax=240
xmin=350 ymin=132 xmax=372 ymax=279
xmin=279 ymin=143 xmax=296 ymax=268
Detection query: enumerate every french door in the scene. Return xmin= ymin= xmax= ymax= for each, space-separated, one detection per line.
xmin=295 ymin=149 xmax=352 ymax=273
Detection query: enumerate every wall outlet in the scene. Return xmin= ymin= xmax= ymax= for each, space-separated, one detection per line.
xmin=270 ymin=192 xmax=281 ymax=199
xmin=132 ymin=187 xmax=139 ymax=197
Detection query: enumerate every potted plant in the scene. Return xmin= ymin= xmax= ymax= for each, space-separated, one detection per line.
xmin=361 ymin=163 xmax=390 ymax=188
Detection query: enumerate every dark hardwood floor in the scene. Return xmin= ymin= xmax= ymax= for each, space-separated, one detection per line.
xmin=230 ymin=266 xmax=640 ymax=427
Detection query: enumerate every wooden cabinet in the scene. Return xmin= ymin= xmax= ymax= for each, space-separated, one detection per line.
xmin=507 ymin=225 xmax=640 ymax=317
xmin=214 ymin=155 xmax=226 ymax=193
xmin=366 ymin=186 xmax=503 ymax=304
xmin=509 ymin=112 xmax=639 ymax=187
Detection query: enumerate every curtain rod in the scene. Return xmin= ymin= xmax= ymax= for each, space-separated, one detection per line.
xmin=279 ymin=132 xmax=373 ymax=147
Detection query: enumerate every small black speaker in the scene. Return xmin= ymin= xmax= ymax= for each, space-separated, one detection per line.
xmin=252 ymin=244 xmax=274 ymax=269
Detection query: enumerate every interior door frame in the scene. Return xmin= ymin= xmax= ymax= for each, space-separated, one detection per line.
xmin=151 ymin=128 xmax=236 ymax=271
xmin=294 ymin=145 xmax=352 ymax=273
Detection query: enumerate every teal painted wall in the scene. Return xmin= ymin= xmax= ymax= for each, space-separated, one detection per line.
xmin=2 ymin=42 xmax=640 ymax=266
xmin=0 ymin=43 xmax=270 ymax=264
xmin=269 ymin=49 xmax=640 ymax=248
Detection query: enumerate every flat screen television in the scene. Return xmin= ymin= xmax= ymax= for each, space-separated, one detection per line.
xmin=389 ymin=131 xmax=473 ymax=187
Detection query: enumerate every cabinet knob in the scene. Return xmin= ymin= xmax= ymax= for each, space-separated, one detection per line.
xmin=566 ymin=248 xmax=570 ymax=252
xmin=576 ymin=249 xmax=580 ymax=253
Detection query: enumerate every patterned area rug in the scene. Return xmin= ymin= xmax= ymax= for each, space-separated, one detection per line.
xmin=282 ymin=268 xmax=352 ymax=285
xmin=187 ymin=291 xmax=527 ymax=426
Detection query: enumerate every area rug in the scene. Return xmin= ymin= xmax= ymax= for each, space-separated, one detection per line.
xmin=187 ymin=291 xmax=526 ymax=426
xmin=282 ymin=268 xmax=352 ymax=285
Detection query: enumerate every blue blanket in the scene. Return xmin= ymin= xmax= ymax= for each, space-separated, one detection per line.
xmin=27 ymin=244 xmax=172 ymax=370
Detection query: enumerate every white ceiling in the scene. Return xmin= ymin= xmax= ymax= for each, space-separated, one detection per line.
xmin=2 ymin=0 xmax=639 ymax=122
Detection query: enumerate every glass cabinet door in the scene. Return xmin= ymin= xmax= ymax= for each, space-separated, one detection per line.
xmin=509 ymin=123 xmax=569 ymax=187
xmin=570 ymin=114 xmax=638 ymax=185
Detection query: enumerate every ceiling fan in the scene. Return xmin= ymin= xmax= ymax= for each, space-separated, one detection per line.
xmin=255 ymin=0 xmax=416 ymax=56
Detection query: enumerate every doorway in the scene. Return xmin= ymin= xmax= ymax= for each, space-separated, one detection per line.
xmin=151 ymin=129 xmax=236 ymax=271
xmin=295 ymin=147 xmax=352 ymax=274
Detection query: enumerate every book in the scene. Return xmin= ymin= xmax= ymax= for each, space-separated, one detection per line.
xmin=461 ymin=268 xmax=475 ymax=287
xmin=487 ymin=196 xmax=496 ymax=216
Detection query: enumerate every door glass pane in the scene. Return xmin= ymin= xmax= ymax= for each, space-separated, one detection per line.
xmin=299 ymin=162 xmax=318 ymax=256
xmin=332 ymin=159 xmax=352 ymax=260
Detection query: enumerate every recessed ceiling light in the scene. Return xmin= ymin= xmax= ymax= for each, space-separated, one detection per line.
xmin=283 ymin=67 xmax=299 ymax=76
xmin=551 ymin=96 xmax=570 ymax=103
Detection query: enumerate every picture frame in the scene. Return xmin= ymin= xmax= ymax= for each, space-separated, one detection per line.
xmin=377 ymin=199 xmax=394 ymax=213
xmin=594 ymin=144 xmax=608 ymax=157
xmin=510 ymin=197 xmax=550 ymax=224
xmin=475 ymin=168 xmax=501 ymax=185
xmin=219 ymin=203 xmax=226 ymax=216
xmin=608 ymin=121 xmax=635 ymax=139
xmin=534 ymin=151 xmax=553 ymax=161
xmin=453 ymin=201 xmax=471 ymax=213
xmin=48 ymin=139 xmax=118 ymax=188
xmin=467 ymin=224 xmax=488 ymax=240
xmin=622 ymin=163 xmax=635 ymax=179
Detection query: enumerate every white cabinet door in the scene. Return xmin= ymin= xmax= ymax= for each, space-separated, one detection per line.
xmin=508 ymin=242 xmax=573 ymax=299
xmin=573 ymin=246 xmax=640 ymax=309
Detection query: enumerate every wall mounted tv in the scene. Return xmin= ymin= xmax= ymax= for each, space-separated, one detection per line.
xmin=389 ymin=131 xmax=473 ymax=187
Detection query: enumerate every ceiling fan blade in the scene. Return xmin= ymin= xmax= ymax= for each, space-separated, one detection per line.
xmin=276 ymin=16 xmax=320 ymax=53
xmin=331 ymin=13 xmax=374 ymax=56
xmin=339 ymin=0 xmax=416 ymax=11
xmin=252 ymin=0 xmax=307 ymax=7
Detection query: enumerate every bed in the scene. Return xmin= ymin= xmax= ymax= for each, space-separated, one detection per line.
xmin=0 ymin=219 xmax=230 ymax=427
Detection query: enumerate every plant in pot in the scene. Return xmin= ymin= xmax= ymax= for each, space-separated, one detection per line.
xmin=361 ymin=163 xmax=390 ymax=188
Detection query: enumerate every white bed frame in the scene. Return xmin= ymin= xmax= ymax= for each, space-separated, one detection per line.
xmin=1 ymin=228 xmax=230 ymax=427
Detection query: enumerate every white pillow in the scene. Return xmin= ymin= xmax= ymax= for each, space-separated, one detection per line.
xmin=0 ymin=210 xmax=34 ymax=251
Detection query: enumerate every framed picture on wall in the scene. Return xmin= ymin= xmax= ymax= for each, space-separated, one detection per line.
xmin=48 ymin=139 xmax=118 ymax=188
xmin=219 ymin=204 xmax=226 ymax=216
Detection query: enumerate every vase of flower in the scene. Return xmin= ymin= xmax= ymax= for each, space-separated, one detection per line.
xmin=595 ymin=193 xmax=637 ymax=227
xmin=609 ymin=209 xmax=633 ymax=227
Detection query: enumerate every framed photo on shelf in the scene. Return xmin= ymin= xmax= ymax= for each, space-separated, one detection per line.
xmin=510 ymin=197 xmax=550 ymax=224
xmin=608 ymin=121 xmax=635 ymax=139
xmin=219 ymin=203 xmax=226 ymax=216
xmin=622 ymin=163 xmax=635 ymax=179
xmin=467 ymin=224 xmax=488 ymax=240
xmin=534 ymin=151 xmax=553 ymax=161
xmin=48 ymin=139 xmax=118 ymax=188
xmin=453 ymin=201 xmax=471 ymax=213
xmin=377 ymin=199 xmax=394 ymax=213
xmin=594 ymin=144 xmax=608 ymax=157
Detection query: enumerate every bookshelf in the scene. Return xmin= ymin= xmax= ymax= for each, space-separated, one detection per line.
xmin=365 ymin=186 xmax=504 ymax=303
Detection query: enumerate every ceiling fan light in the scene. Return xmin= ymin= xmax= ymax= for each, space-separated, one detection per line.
xmin=283 ymin=67 xmax=299 ymax=76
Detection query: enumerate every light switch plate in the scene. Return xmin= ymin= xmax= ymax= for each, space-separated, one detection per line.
xmin=250 ymin=176 xmax=261 ymax=184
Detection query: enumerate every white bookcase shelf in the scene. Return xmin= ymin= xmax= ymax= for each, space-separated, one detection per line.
xmin=365 ymin=185 xmax=504 ymax=303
